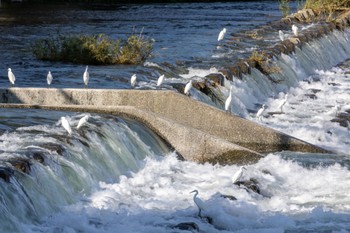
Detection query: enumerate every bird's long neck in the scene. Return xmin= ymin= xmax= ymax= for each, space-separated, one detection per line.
xmin=193 ymin=191 xmax=198 ymax=200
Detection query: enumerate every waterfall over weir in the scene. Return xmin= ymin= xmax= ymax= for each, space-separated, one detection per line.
xmin=0 ymin=110 xmax=170 ymax=231
xmin=208 ymin=29 xmax=350 ymax=118
xmin=1 ymin=3 xmax=350 ymax=232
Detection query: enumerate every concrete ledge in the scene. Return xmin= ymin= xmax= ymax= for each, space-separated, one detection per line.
xmin=0 ymin=103 xmax=262 ymax=165
xmin=0 ymin=88 xmax=329 ymax=165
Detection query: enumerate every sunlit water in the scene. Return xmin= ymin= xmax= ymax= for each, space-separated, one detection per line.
xmin=0 ymin=2 xmax=350 ymax=233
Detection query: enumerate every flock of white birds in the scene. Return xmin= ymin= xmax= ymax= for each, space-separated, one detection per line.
xmin=5 ymin=24 xmax=301 ymax=219
xmin=7 ymin=25 xmax=299 ymax=143
xmin=191 ymin=165 xmax=247 ymax=218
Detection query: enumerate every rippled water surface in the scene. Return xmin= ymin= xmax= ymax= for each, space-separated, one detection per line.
xmin=0 ymin=1 xmax=286 ymax=88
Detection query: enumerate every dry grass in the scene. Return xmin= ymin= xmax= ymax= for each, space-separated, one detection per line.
xmin=303 ymin=0 xmax=350 ymax=21
xmin=248 ymin=51 xmax=281 ymax=75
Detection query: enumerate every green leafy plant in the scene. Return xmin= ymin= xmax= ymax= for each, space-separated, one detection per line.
xmin=279 ymin=0 xmax=291 ymax=17
xmin=32 ymin=31 xmax=153 ymax=65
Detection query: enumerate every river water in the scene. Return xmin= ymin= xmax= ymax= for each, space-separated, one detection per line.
xmin=1 ymin=2 xmax=350 ymax=233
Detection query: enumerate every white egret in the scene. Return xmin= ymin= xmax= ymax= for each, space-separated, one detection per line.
xmin=292 ymin=24 xmax=298 ymax=36
xmin=218 ymin=28 xmax=227 ymax=42
xmin=83 ymin=65 xmax=89 ymax=88
xmin=7 ymin=68 xmax=15 ymax=86
xmin=256 ymin=104 xmax=266 ymax=121
xmin=61 ymin=116 xmax=72 ymax=135
xmin=278 ymin=94 xmax=288 ymax=113
xmin=184 ymin=80 xmax=193 ymax=96
xmin=334 ymin=104 xmax=341 ymax=116
xmin=47 ymin=71 xmax=53 ymax=86
xmin=157 ymin=74 xmax=164 ymax=87
xmin=130 ymin=74 xmax=137 ymax=87
xmin=190 ymin=190 xmax=206 ymax=217
xmin=278 ymin=30 xmax=285 ymax=41
xmin=232 ymin=166 xmax=246 ymax=184
xmin=224 ymin=86 xmax=233 ymax=112
xmin=77 ymin=115 xmax=89 ymax=129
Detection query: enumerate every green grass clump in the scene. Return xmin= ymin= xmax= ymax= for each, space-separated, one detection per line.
xmin=32 ymin=32 xmax=154 ymax=65
xmin=279 ymin=0 xmax=291 ymax=17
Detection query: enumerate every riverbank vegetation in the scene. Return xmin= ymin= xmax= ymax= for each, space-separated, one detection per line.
xmin=32 ymin=32 xmax=154 ymax=65
xmin=303 ymin=0 xmax=350 ymax=20
xmin=279 ymin=0 xmax=350 ymax=21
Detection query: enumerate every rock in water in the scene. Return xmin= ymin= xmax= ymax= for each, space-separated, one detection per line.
xmin=173 ymin=222 xmax=199 ymax=232
xmin=234 ymin=178 xmax=261 ymax=194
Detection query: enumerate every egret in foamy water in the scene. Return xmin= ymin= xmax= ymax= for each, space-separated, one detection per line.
xmin=190 ymin=189 xmax=206 ymax=217
xmin=225 ymin=86 xmax=233 ymax=112
xmin=256 ymin=104 xmax=266 ymax=121
xmin=278 ymin=94 xmax=288 ymax=113
xmin=77 ymin=115 xmax=89 ymax=129
xmin=47 ymin=71 xmax=53 ymax=86
xmin=184 ymin=80 xmax=193 ymax=96
xmin=83 ymin=66 xmax=89 ymax=88
xmin=8 ymin=68 xmax=15 ymax=86
xmin=61 ymin=117 xmax=72 ymax=135
xmin=157 ymin=74 xmax=164 ymax=87
xmin=232 ymin=166 xmax=246 ymax=184
xmin=278 ymin=30 xmax=285 ymax=41
xmin=218 ymin=28 xmax=227 ymax=42
xmin=292 ymin=24 xmax=298 ymax=36
xmin=131 ymin=74 xmax=137 ymax=87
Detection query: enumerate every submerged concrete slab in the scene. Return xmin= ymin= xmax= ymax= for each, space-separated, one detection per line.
xmin=0 ymin=88 xmax=329 ymax=164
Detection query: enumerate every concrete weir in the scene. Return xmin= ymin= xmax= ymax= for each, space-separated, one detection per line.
xmin=0 ymin=88 xmax=328 ymax=165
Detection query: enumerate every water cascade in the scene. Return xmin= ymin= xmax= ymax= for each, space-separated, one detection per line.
xmin=0 ymin=3 xmax=350 ymax=232
xmin=0 ymin=111 xmax=170 ymax=232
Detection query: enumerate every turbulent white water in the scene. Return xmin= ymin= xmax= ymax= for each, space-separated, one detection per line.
xmin=3 ymin=27 xmax=346 ymax=233
xmin=0 ymin=112 xmax=170 ymax=232
xmin=1 ymin=2 xmax=350 ymax=233
xmin=19 ymin=153 xmax=350 ymax=233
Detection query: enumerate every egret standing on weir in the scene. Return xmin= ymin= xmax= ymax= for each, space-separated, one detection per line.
xmin=157 ymin=74 xmax=164 ymax=87
xmin=77 ymin=115 xmax=89 ymax=129
xmin=225 ymin=86 xmax=233 ymax=112
xmin=8 ymin=68 xmax=15 ymax=86
xmin=184 ymin=80 xmax=193 ymax=96
xmin=61 ymin=116 xmax=72 ymax=135
xmin=83 ymin=66 xmax=89 ymax=88
xmin=256 ymin=104 xmax=266 ymax=121
xmin=292 ymin=24 xmax=298 ymax=36
xmin=131 ymin=74 xmax=137 ymax=87
xmin=218 ymin=28 xmax=227 ymax=42
xmin=47 ymin=71 xmax=53 ymax=86
xmin=190 ymin=190 xmax=206 ymax=217
xmin=278 ymin=30 xmax=285 ymax=41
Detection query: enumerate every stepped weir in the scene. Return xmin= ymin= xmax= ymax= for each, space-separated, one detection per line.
xmin=1 ymin=9 xmax=349 ymax=164
xmin=0 ymin=88 xmax=328 ymax=164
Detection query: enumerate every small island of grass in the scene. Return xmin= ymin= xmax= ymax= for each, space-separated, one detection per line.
xmin=32 ymin=32 xmax=154 ymax=65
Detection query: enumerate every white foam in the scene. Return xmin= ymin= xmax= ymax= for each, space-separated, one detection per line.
xmin=24 ymin=153 xmax=350 ymax=232
xmin=253 ymin=65 xmax=350 ymax=154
